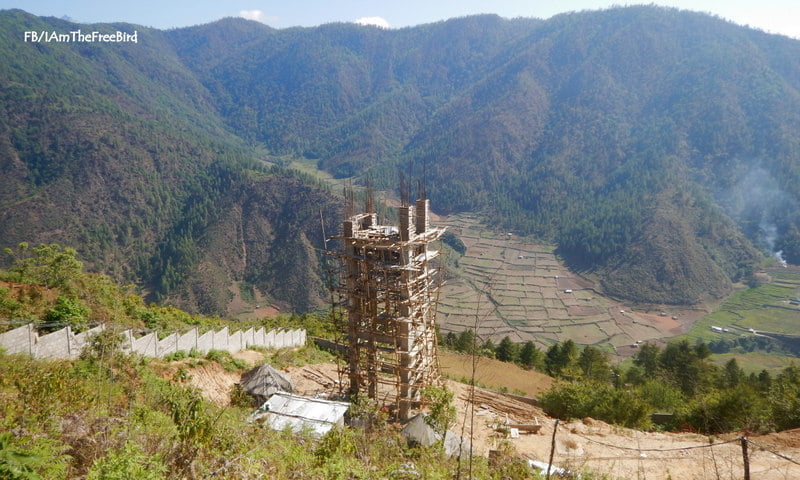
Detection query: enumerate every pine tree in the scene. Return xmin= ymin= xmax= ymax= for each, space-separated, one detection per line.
xmin=495 ymin=336 xmax=516 ymax=362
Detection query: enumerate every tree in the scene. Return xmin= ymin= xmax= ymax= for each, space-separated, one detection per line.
xmin=454 ymin=329 xmax=477 ymax=354
xmin=578 ymin=345 xmax=611 ymax=382
xmin=4 ymin=243 xmax=83 ymax=291
xmin=720 ymin=358 xmax=743 ymax=389
xmin=633 ymin=342 xmax=660 ymax=377
xmin=42 ymin=295 xmax=89 ymax=332
xmin=693 ymin=341 xmax=712 ymax=360
xmin=422 ymin=385 xmax=457 ymax=439
xmin=755 ymin=369 xmax=772 ymax=392
xmin=544 ymin=340 xmax=579 ymax=379
xmin=495 ymin=336 xmax=517 ymax=362
xmin=659 ymin=340 xmax=716 ymax=396
xmin=481 ymin=338 xmax=497 ymax=358
xmin=519 ymin=341 xmax=542 ymax=370
xmin=768 ymin=364 xmax=800 ymax=431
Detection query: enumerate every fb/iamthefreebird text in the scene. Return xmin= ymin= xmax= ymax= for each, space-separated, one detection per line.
xmin=24 ymin=29 xmax=139 ymax=44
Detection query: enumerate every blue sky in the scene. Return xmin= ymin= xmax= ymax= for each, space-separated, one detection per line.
xmin=1 ymin=1 xmax=798 ymax=39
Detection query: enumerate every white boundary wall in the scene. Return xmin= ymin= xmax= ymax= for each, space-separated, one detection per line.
xmin=0 ymin=324 xmax=306 ymax=360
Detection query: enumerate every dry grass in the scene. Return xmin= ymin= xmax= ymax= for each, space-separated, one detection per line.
xmin=438 ymin=351 xmax=554 ymax=398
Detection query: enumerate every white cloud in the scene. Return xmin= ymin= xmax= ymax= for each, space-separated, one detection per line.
xmin=354 ymin=16 xmax=391 ymax=29
xmin=239 ymin=10 xmax=270 ymax=23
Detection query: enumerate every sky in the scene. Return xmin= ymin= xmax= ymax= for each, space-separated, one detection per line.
xmin=1 ymin=0 xmax=799 ymax=39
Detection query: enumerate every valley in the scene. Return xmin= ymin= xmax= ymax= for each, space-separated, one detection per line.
xmin=4 ymin=6 xmax=800 ymax=317
xmin=436 ymin=213 xmax=707 ymax=353
xmin=4 ymin=5 xmax=800 ymax=479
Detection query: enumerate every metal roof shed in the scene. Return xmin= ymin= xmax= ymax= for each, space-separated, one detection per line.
xmin=252 ymin=392 xmax=350 ymax=436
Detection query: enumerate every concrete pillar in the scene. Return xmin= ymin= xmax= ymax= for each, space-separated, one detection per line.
xmin=399 ymin=206 xmax=412 ymax=241
xmin=415 ymin=198 xmax=429 ymax=234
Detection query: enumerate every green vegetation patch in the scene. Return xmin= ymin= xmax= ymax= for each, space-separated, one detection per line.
xmin=685 ymin=270 xmax=800 ymax=345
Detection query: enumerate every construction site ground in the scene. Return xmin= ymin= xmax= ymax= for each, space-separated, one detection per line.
xmin=183 ymin=351 xmax=800 ymax=480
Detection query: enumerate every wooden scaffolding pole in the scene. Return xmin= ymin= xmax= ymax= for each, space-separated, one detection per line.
xmin=334 ymin=196 xmax=444 ymax=420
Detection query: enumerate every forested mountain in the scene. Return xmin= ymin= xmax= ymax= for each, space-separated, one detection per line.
xmin=2 ymin=6 xmax=800 ymax=311
xmin=0 ymin=9 xmax=340 ymax=315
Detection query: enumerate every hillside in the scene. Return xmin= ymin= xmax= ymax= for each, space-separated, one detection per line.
xmin=2 ymin=6 xmax=800 ymax=311
xmin=165 ymin=7 xmax=800 ymax=304
xmin=2 ymin=254 xmax=800 ymax=478
xmin=0 ymin=10 xmax=340 ymax=314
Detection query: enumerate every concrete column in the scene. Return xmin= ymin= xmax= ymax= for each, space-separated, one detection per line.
xmin=415 ymin=198 xmax=429 ymax=234
xmin=399 ymin=206 xmax=412 ymax=241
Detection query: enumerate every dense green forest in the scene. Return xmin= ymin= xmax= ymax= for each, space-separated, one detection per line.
xmin=0 ymin=9 xmax=341 ymax=315
xmin=2 ymin=6 xmax=800 ymax=312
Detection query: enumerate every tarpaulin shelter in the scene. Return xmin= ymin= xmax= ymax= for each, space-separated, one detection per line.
xmin=239 ymin=364 xmax=294 ymax=405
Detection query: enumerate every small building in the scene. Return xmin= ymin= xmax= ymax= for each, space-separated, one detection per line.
xmin=250 ymin=392 xmax=350 ymax=437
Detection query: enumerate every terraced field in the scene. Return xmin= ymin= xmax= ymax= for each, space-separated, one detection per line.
xmin=435 ymin=214 xmax=705 ymax=352
xmin=682 ymin=268 xmax=800 ymax=343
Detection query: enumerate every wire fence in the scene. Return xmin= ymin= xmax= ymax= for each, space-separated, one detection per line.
xmin=523 ymin=419 xmax=800 ymax=479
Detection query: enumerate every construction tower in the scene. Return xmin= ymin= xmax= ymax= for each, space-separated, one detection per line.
xmin=334 ymin=190 xmax=445 ymax=420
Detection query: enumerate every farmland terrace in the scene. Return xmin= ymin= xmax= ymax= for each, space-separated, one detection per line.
xmin=435 ymin=214 xmax=707 ymax=352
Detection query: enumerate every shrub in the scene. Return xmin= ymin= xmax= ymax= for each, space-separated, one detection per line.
xmin=540 ymin=381 xmax=652 ymax=429
xmin=43 ymin=295 xmax=89 ymax=332
xmin=205 ymin=349 xmax=248 ymax=372
xmin=0 ymin=432 xmax=45 ymax=480
xmin=86 ymin=442 xmax=166 ymax=480
xmin=79 ymin=329 xmax=127 ymax=366
xmin=686 ymin=385 xmax=771 ymax=433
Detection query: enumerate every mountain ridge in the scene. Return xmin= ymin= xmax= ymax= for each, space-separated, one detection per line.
xmin=0 ymin=9 xmax=340 ymax=315
xmin=1 ymin=6 xmax=800 ymax=312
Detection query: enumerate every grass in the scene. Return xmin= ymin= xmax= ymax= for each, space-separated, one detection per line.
xmin=710 ymin=352 xmax=798 ymax=374
xmin=683 ymin=269 xmax=800 ymax=343
xmin=256 ymin=344 xmax=335 ymax=369
xmin=675 ymin=269 xmax=800 ymax=372
xmin=438 ymin=214 xmax=696 ymax=354
xmin=0 ymin=345 xmax=487 ymax=480
xmin=438 ymin=351 xmax=553 ymax=397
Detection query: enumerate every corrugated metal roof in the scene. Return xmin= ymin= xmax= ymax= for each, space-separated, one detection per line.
xmin=253 ymin=392 xmax=350 ymax=436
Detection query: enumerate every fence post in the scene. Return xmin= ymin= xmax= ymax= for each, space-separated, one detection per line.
xmin=28 ymin=323 xmax=35 ymax=356
xmin=741 ymin=437 xmax=750 ymax=480
xmin=66 ymin=325 xmax=72 ymax=357
xmin=547 ymin=419 xmax=559 ymax=480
